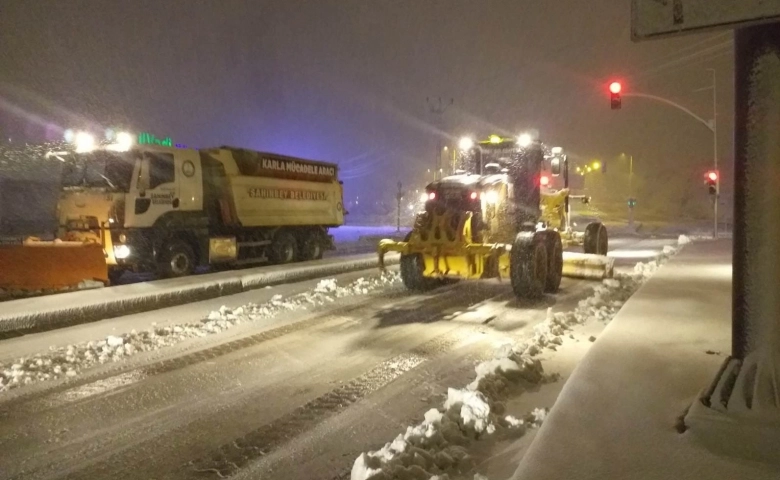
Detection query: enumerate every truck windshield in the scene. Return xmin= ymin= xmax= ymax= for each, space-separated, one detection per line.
xmin=479 ymin=145 xmax=518 ymax=166
xmin=60 ymin=151 xmax=136 ymax=192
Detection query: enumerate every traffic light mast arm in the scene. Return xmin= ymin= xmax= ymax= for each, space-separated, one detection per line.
xmin=623 ymin=92 xmax=714 ymax=132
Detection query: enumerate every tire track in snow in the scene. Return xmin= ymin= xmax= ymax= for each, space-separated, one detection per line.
xmin=12 ymin=285 xmax=475 ymax=480
xmin=183 ymin=326 xmax=474 ymax=479
xmin=0 ymin=286 xmax=439 ymax=413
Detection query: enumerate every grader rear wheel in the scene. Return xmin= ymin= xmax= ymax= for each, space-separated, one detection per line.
xmin=584 ymin=222 xmax=608 ymax=255
xmin=510 ymin=232 xmax=548 ymax=300
xmin=542 ymin=231 xmax=563 ymax=293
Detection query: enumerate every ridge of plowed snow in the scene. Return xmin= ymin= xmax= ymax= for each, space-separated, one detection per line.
xmin=0 ymin=273 xmax=400 ymax=392
xmin=351 ymin=239 xmax=690 ymax=480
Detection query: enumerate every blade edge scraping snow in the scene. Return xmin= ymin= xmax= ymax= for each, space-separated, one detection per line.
xmin=0 ymin=241 xmax=108 ymax=290
xmin=561 ymin=252 xmax=615 ymax=279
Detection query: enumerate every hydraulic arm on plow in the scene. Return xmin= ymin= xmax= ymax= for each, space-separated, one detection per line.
xmin=378 ymin=134 xmax=613 ymax=300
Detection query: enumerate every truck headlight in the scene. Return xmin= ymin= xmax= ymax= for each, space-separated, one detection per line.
xmin=114 ymin=244 xmax=131 ymax=259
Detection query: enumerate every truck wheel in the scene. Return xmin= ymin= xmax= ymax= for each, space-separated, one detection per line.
xmin=510 ymin=232 xmax=548 ymax=300
xmin=300 ymin=233 xmax=323 ymax=261
xmin=270 ymin=231 xmax=297 ymax=264
xmin=541 ymin=231 xmax=563 ymax=293
xmin=158 ymin=240 xmax=195 ymax=278
xmin=107 ymin=269 xmax=125 ymax=286
xmin=584 ymin=222 xmax=608 ymax=255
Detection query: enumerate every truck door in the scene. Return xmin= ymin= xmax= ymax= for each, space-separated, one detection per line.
xmin=174 ymin=150 xmax=203 ymax=212
xmin=124 ymin=151 xmax=177 ymax=228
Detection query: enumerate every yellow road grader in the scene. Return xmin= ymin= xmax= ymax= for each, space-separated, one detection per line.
xmin=378 ymin=134 xmax=612 ymax=300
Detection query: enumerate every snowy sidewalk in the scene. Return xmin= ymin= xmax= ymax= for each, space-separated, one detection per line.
xmin=511 ymin=239 xmax=778 ymax=480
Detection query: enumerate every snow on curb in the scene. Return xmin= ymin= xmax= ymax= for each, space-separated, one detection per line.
xmin=350 ymin=239 xmax=691 ymax=480
xmin=0 ymin=253 xmax=401 ymax=335
xmin=0 ymin=273 xmax=400 ymax=392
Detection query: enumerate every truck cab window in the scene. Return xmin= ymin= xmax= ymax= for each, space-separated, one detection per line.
xmin=148 ymin=153 xmax=175 ymax=189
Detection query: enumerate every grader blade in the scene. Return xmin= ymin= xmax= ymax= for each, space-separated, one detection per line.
xmin=561 ymin=252 xmax=614 ymax=280
xmin=0 ymin=240 xmax=108 ymax=291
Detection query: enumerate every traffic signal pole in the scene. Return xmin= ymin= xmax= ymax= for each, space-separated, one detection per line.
xmin=622 ymin=90 xmax=719 ymax=238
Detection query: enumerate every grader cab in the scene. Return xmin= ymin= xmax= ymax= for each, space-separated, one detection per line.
xmin=378 ymin=134 xmax=613 ymax=300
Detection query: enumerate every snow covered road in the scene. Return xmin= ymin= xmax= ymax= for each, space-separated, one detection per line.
xmin=0 ymin=235 xmax=678 ymax=480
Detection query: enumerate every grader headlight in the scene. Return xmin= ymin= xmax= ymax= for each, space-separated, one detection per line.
xmin=484 ymin=190 xmax=499 ymax=204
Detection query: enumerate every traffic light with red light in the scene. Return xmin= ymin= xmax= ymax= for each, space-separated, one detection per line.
xmin=705 ymin=170 xmax=719 ymax=195
xmin=609 ymin=82 xmax=622 ymax=110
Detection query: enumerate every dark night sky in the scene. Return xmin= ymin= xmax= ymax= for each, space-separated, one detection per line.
xmin=0 ymin=0 xmax=734 ymax=214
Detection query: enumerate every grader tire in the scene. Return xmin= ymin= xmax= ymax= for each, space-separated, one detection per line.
xmin=510 ymin=232 xmax=548 ymax=300
xmin=584 ymin=222 xmax=608 ymax=255
xmin=400 ymin=253 xmax=436 ymax=291
xmin=541 ymin=231 xmax=563 ymax=293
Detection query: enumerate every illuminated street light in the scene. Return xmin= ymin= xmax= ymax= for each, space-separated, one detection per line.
xmin=107 ymin=131 xmax=134 ymax=152
xmin=592 ymin=161 xmax=601 ymax=170
xmin=489 ymin=134 xmax=502 ymax=144
xmin=459 ymin=137 xmax=474 ymax=150
xmin=74 ymin=132 xmax=95 ymax=153
xmin=517 ymin=133 xmax=533 ymax=147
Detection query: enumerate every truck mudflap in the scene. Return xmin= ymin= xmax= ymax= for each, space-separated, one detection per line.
xmin=0 ymin=239 xmax=108 ymax=291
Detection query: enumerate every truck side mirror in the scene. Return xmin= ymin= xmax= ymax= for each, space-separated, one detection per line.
xmin=581 ymin=196 xmax=591 ymax=205
xmin=551 ymin=158 xmax=561 ymax=176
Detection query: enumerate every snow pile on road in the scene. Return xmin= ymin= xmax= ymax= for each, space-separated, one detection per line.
xmin=0 ymin=272 xmax=400 ymax=392
xmin=352 ymin=354 xmax=546 ymax=480
xmin=351 ymin=241 xmax=691 ymax=480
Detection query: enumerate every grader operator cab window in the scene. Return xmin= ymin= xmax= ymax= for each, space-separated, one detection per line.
xmin=550 ymin=157 xmax=562 ymax=176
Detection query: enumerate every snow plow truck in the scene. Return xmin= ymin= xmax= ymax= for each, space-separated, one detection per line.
xmin=378 ymin=134 xmax=613 ymax=300
xmin=0 ymin=139 xmax=344 ymax=291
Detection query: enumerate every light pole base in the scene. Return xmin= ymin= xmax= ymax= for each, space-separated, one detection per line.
xmin=684 ymin=352 xmax=780 ymax=467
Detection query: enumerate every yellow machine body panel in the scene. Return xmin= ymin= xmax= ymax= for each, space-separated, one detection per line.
xmin=228 ymin=175 xmax=344 ymax=227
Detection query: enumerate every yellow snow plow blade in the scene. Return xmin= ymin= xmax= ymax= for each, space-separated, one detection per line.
xmin=377 ymin=208 xmax=613 ymax=282
xmin=0 ymin=239 xmax=108 ymax=291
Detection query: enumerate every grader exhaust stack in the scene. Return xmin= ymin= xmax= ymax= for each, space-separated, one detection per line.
xmin=378 ymin=135 xmax=613 ymax=300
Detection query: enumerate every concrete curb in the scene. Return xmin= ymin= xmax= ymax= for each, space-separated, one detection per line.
xmin=0 ymin=253 xmax=399 ymax=336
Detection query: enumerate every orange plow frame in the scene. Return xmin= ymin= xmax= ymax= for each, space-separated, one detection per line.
xmin=0 ymin=240 xmax=108 ymax=291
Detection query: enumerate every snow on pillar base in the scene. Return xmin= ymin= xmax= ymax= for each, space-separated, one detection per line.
xmin=685 ymin=21 xmax=780 ymax=466
xmin=685 ymin=354 xmax=780 ymax=467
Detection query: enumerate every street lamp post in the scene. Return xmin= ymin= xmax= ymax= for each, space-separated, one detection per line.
xmin=622 ymin=154 xmax=635 ymax=227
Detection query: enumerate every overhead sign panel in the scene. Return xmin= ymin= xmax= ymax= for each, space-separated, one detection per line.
xmin=632 ymin=0 xmax=780 ymax=41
